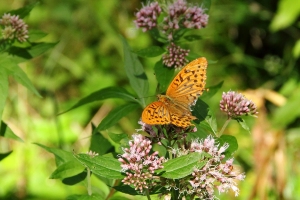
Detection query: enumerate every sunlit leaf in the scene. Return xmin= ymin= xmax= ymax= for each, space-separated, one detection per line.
xmin=10 ymin=2 xmax=38 ymax=18
xmin=28 ymin=42 xmax=57 ymax=57
xmin=28 ymin=30 xmax=48 ymax=42
xmin=0 ymin=121 xmax=23 ymax=142
xmin=35 ymin=143 xmax=75 ymax=166
xmin=96 ymin=102 xmax=140 ymax=131
xmin=50 ymin=160 xmax=85 ymax=179
xmin=156 ymin=152 xmax=206 ymax=179
xmin=74 ymin=153 xmax=124 ymax=179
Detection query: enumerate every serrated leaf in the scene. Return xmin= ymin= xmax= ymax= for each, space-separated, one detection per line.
xmin=96 ymin=102 xmax=140 ymax=131
xmin=35 ymin=143 xmax=75 ymax=166
xmin=192 ymin=99 xmax=209 ymax=124
xmin=157 ymin=152 xmax=205 ymax=179
xmin=9 ymin=2 xmax=38 ymax=18
xmin=50 ymin=160 xmax=85 ymax=179
xmin=74 ymin=154 xmax=124 ymax=179
xmin=135 ymin=46 xmax=165 ymax=57
xmin=201 ymin=81 xmax=223 ymax=101
xmin=66 ymin=194 xmax=104 ymax=200
xmin=0 ymin=151 xmax=12 ymax=161
xmin=122 ymin=36 xmax=149 ymax=106
xmin=0 ymin=121 xmax=23 ymax=142
xmin=108 ymin=132 xmax=128 ymax=143
xmin=154 ymin=60 xmax=174 ymax=92
xmin=62 ymin=171 xmax=87 ymax=185
xmin=90 ymin=131 xmax=113 ymax=155
xmin=218 ymin=135 xmax=238 ymax=158
xmin=0 ymin=67 xmax=9 ymax=118
xmin=61 ymin=87 xmax=139 ymax=114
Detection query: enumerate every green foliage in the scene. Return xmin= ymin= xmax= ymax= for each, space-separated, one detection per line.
xmin=157 ymin=152 xmax=207 ymax=179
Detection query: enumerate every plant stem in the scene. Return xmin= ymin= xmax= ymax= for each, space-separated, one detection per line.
xmin=146 ymin=189 xmax=151 ymax=200
xmin=87 ymin=168 xmax=92 ymax=195
xmin=218 ymin=118 xmax=231 ymax=137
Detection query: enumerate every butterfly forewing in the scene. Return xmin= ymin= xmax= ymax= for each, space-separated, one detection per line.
xmin=166 ymin=57 xmax=207 ymax=106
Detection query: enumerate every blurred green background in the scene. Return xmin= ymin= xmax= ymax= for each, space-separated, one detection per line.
xmin=0 ymin=0 xmax=300 ymax=199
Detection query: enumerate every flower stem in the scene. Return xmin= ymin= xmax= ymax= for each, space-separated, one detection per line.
xmin=146 ymin=189 xmax=151 ymax=200
xmin=87 ymin=167 xmax=92 ymax=195
xmin=218 ymin=118 xmax=231 ymax=137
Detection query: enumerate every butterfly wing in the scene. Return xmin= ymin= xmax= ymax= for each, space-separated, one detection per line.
xmin=142 ymin=101 xmax=171 ymax=125
xmin=166 ymin=57 xmax=207 ymax=106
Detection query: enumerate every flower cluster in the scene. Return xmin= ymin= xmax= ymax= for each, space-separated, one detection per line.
xmin=220 ymin=91 xmax=258 ymax=118
xmin=162 ymin=43 xmax=190 ymax=68
xmin=118 ymin=134 xmax=165 ymax=193
xmin=0 ymin=13 xmax=29 ymax=42
xmin=134 ymin=2 xmax=162 ymax=32
xmin=168 ymin=135 xmax=245 ymax=199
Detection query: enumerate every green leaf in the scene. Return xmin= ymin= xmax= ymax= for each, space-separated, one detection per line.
xmin=113 ymin=185 xmax=139 ymax=195
xmin=96 ymin=102 xmax=140 ymax=131
xmin=122 ymin=36 xmax=149 ymax=106
xmin=183 ymin=34 xmax=202 ymax=42
xmin=0 ymin=151 xmax=12 ymax=161
xmin=28 ymin=42 xmax=57 ymax=57
xmin=236 ymin=118 xmax=250 ymax=133
xmin=107 ymin=132 xmax=128 ymax=143
xmin=10 ymin=2 xmax=38 ymax=18
xmin=293 ymin=39 xmax=300 ymax=58
xmin=74 ymin=153 xmax=124 ymax=179
xmin=50 ymin=160 xmax=85 ymax=179
xmin=0 ymin=67 xmax=9 ymax=118
xmin=61 ymin=87 xmax=139 ymax=114
xmin=62 ymin=171 xmax=87 ymax=185
xmin=66 ymin=194 xmax=104 ymax=200
xmin=90 ymin=130 xmax=113 ymax=155
xmin=154 ymin=60 xmax=174 ymax=92
xmin=157 ymin=152 xmax=206 ymax=179
xmin=202 ymin=0 xmax=212 ymax=11
xmin=204 ymin=111 xmax=218 ymax=134
xmin=200 ymin=81 xmax=223 ymax=102
xmin=0 ymin=54 xmax=41 ymax=97
xmin=28 ymin=30 xmax=48 ymax=42
xmin=218 ymin=135 xmax=238 ymax=158
xmin=135 ymin=46 xmax=165 ymax=57
xmin=270 ymin=0 xmax=300 ymax=31
xmin=35 ymin=143 xmax=75 ymax=166
xmin=192 ymin=99 xmax=209 ymax=124
xmin=0 ymin=121 xmax=23 ymax=142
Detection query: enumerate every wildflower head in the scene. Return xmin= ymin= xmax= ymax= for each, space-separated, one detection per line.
xmin=169 ymin=135 xmax=245 ymax=199
xmin=134 ymin=2 xmax=162 ymax=32
xmin=220 ymin=91 xmax=258 ymax=118
xmin=0 ymin=13 xmax=29 ymax=42
xmin=119 ymin=134 xmax=165 ymax=193
xmin=162 ymin=43 xmax=189 ymax=68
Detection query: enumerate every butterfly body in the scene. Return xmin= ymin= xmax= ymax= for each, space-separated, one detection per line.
xmin=142 ymin=57 xmax=207 ymax=128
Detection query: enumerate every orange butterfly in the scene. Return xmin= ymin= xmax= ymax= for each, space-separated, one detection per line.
xmin=142 ymin=57 xmax=207 ymax=128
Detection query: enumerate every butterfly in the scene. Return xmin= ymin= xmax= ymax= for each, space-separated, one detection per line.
xmin=141 ymin=57 xmax=207 ymax=128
